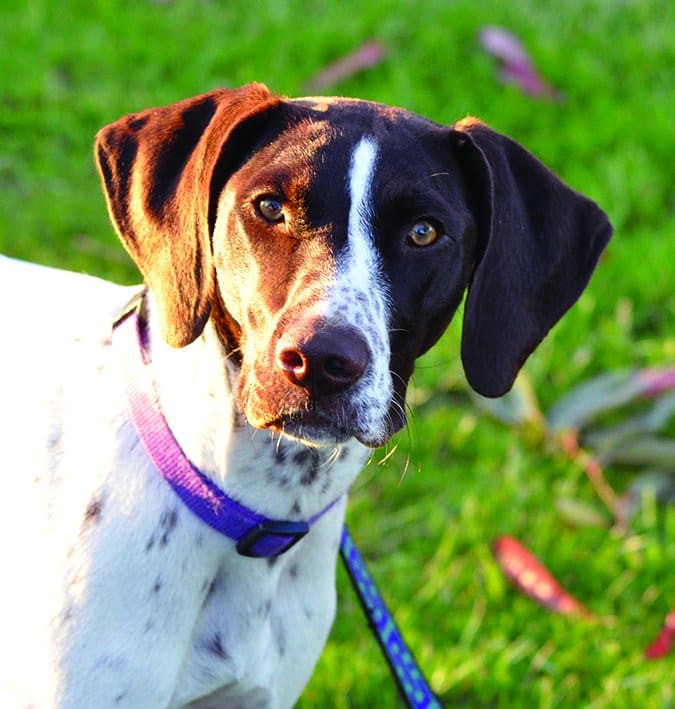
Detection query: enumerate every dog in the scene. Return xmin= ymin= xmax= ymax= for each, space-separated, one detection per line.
xmin=0 ymin=83 xmax=611 ymax=708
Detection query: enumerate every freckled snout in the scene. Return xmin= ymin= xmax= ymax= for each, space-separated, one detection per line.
xmin=275 ymin=318 xmax=370 ymax=397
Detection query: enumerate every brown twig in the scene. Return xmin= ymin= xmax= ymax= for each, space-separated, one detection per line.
xmin=555 ymin=430 xmax=626 ymax=530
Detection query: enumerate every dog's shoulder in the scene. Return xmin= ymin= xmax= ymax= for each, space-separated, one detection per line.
xmin=0 ymin=256 xmax=138 ymax=456
xmin=0 ymin=255 xmax=138 ymax=337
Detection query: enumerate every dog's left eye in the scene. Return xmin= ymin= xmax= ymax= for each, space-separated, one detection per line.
xmin=407 ymin=220 xmax=439 ymax=247
xmin=257 ymin=197 xmax=285 ymax=222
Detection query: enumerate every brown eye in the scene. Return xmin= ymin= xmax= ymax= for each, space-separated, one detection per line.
xmin=258 ymin=197 xmax=284 ymax=222
xmin=408 ymin=220 xmax=439 ymax=247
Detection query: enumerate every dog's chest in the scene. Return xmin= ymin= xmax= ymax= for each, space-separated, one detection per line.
xmin=149 ymin=416 xmax=367 ymax=707
xmin=169 ymin=446 xmax=357 ymax=708
xmin=172 ymin=536 xmax=337 ymax=707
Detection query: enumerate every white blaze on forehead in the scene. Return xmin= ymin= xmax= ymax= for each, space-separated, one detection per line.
xmin=315 ymin=135 xmax=394 ymax=444
xmin=345 ymin=137 xmax=379 ymax=286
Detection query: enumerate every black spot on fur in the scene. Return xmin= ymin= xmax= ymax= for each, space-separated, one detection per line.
xmin=204 ymin=572 xmax=225 ymax=600
xmin=292 ymin=449 xmax=311 ymax=465
xmin=290 ymin=500 xmax=301 ymax=516
xmin=145 ymin=535 xmax=155 ymax=552
xmin=201 ymin=578 xmax=213 ymax=599
xmin=47 ymin=430 xmax=62 ymax=451
xmin=205 ymin=632 xmax=230 ymax=660
xmin=266 ymin=469 xmax=291 ymax=489
xmin=339 ymin=447 xmax=350 ymax=461
xmin=300 ymin=451 xmax=322 ymax=486
xmin=273 ymin=617 xmax=286 ymax=657
xmin=61 ymin=607 xmax=73 ymax=625
xmin=84 ymin=497 xmax=103 ymax=526
xmin=114 ymin=692 xmax=128 ymax=703
xmin=267 ymin=555 xmax=279 ymax=568
xmin=152 ymin=577 xmax=162 ymax=594
xmin=158 ymin=508 xmax=179 ymax=547
xmin=274 ymin=443 xmax=287 ymax=464
xmin=288 ymin=564 xmax=299 ymax=580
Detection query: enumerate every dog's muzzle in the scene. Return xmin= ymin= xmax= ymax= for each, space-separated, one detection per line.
xmin=275 ymin=319 xmax=370 ymax=395
xmin=257 ymin=317 xmax=380 ymax=445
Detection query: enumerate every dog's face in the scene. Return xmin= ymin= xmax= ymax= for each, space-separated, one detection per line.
xmin=96 ymin=84 xmax=611 ymax=448
xmin=212 ymin=103 xmax=475 ymax=446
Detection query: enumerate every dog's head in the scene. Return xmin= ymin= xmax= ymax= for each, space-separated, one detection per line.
xmin=96 ymin=83 xmax=611 ymax=448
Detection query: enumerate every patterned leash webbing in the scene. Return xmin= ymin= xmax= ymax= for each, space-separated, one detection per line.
xmin=340 ymin=526 xmax=443 ymax=709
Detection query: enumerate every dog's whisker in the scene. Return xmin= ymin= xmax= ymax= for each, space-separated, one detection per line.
xmin=377 ymin=442 xmax=399 ymax=466
xmin=389 ymin=369 xmax=408 ymax=389
xmin=396 ymin=452 xmax=413 ymax=486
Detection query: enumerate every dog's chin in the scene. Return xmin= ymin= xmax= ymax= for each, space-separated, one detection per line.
xmin=248 ymin=412 xmax=374 ymax=449
xmin=260 ymin=413 xmax=400 ymax=450
xmin=268 ymin=418 xmax=352 ymax=447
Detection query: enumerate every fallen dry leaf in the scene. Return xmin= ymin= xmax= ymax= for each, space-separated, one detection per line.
xmin=493 ymin=536 xmax=594 ymax=618
xmin=645 ymin=610 xmax=675 ymax=660
xmin=478 ymin=26 xmax=562 ymax=101
xmin=303 ymin=41 xmax=387 ymax=93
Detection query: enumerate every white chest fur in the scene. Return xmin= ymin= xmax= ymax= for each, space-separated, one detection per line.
xmin=0 ymin=257 xmax=369 ymax=708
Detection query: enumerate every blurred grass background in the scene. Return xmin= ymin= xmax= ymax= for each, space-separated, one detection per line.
xmin=1 ymin=0 xmax=673 ymax=706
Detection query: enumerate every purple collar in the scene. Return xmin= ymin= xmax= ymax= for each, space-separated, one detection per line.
xmin=113 ymin=294 xmax=341 ymax=558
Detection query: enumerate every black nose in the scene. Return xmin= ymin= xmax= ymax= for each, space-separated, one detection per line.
xmin=275 ymin=320 xmax=370 ymax=396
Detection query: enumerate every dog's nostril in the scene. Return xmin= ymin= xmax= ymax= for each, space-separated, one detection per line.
xmin=277 ymin=348 xmax=306 ymax=373
xmin=275 ymin=326 xmax=370 ymax=395
xmin=324 ymin=356 xmax=350 ymax=378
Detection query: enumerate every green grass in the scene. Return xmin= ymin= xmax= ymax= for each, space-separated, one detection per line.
xmin=2 ymin=0 xmax=673 ymax=706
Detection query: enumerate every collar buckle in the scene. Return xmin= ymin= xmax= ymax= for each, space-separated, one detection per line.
xmin=236 ymin=520 xmax=310 ymax=558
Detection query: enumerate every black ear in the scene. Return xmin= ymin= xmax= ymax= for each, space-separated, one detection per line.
xmin=451 ymin=118 xmax=612 ymax=397
xmin=95 ymin=83 xmax=280 ymax=347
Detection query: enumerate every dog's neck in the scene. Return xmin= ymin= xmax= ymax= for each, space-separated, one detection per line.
xmin=140 ymin=293 xmax=370 ymax=522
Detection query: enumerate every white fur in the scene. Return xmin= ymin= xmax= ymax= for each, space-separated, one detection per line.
xmin=318 ymin=137 xmax=393 ymax=446
xmin=0 ymin=254 xmax=370 ymax=708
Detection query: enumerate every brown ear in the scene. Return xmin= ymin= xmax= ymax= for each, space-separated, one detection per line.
xmin=451 ymin=118 xmax=613 ymax=397
xmin=95 ymin=83 xmax=280 ymax=347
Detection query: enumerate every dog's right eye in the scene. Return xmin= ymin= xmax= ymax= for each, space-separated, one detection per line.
xmin=257 ymin=197 xmax=285 ymax=223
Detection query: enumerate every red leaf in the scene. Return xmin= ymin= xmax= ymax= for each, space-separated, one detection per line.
xmin=492 ymin=536 xmax=594 ymax=618
xmin=645 ymin=611 xmax=675 ymax=660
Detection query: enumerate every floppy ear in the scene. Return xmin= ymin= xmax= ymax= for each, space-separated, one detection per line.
xmin=95 ymin=83 xmax=280 ymax=347
xmin=450 ymin=118 xmax=612 ymax=398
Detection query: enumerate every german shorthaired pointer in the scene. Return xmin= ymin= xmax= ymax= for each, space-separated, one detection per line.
xmin=0 ymin=83 xmax=611 ymax=707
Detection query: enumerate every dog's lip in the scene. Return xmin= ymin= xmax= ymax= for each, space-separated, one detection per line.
xmin=263 ymin=412 xmax=392 ymax=449
xmin=266 ymin=413 xmax=353 ymax=445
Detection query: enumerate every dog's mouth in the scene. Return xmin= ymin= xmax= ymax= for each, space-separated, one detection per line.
xmin=261 ymin=407 xmax=402 ymax=449
xmin=234 ymin=345 xmax=408 ymax=449
xmin=265 ymin=412 xmax=362 ymax=447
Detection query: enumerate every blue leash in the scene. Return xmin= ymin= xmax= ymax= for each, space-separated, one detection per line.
xmin=340 ymin=526 xmax=443 ymax=708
